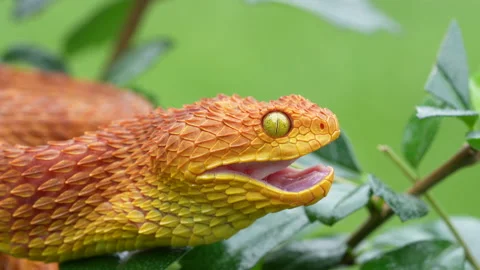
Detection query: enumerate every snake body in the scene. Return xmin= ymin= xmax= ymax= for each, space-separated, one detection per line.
xmin=0 ymin=66 xmax=340 ymax=264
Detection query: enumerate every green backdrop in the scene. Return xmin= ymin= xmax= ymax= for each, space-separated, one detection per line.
xmin=1 ymin=0 xmax=479 ymax=235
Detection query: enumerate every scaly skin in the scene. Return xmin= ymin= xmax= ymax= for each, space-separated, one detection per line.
xmin=0 ymin=66 xmax=153 ymax=146
xmin=0 ymin=66 xmax=340 ymax=264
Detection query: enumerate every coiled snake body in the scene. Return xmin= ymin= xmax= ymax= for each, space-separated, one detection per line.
xmin=0 ymin=66 xmax=340 ymax=268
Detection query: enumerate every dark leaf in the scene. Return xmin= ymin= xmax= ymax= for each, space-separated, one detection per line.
xmin=466 ymin=131 xmax=480 ymax=150
xmin=305 ymin=183 xmax=371 ymax=226
xmin=63 ymin=0 xmax=132 ymax=56
xmin=360 ymin=240 xmax=465 ymax=270
xmin=103 ymin=39 xmax=172 ymax=86
xmin=246 ymin=0 xmax=400 ymax=34
xmin=13 ymin=0 xmax=55 ymax=20
xmin=60 ymin=248 xmax=188 ymax=270
xmin=60 ymin=254 xmax=121 ymax=270
xmin=357 ymin=216 xmax=480 ymax=268
xmin=425 ymin=21 xmax=470 ymax=109
xmin=297 ymin=130 xmax=362 ymax=180
xmin=402 ymin=96 xmax=444 ymax=168
xmin=416 ymin=106 xmax=478 ymax=129
xmin=1 ymin=44 xmax=69 ymax=73
xmin=368 ymin=175 xmax=428 ymax=222
xmin=263 ymin=235 xmax=348 ymax=270
xmin=179 ymin=208 xmax=309 ymax=270
xmin=118 ymin=247 xmax=189 ymax=270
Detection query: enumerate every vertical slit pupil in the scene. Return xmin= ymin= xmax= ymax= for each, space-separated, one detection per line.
xmin=275 ymin=117 xmax=279 ymax=135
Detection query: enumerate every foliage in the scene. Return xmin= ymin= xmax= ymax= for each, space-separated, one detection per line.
xmin=246 ymin=0 xmax=400 ymax=34
xmin=3 ymin=1 xmax=480 ymax=270
xmin=103 ymin=39 xmax=173 ymax=86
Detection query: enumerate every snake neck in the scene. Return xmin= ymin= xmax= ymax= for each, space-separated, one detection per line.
xmin=0 ymin=111 xmax=162 ymax=261
xmin=0 ymin=109 xmax=265 ymax=262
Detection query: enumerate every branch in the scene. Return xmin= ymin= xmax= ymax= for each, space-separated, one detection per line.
xmin=101 ymin=0 xmax=153 ymax=77
xmin=378 ymin=145 xmax=480 ymax=270
xmin=344 ymin=144 xmax=480 ymax=262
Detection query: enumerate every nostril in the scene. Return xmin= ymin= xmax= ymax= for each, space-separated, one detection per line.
xmin=320 ymin=123 xmax=325 ymax=130
xmin=328 ymin=116 xmax=339 ymax=134
xmin=332 ymin=130 xmax=341 ymax=140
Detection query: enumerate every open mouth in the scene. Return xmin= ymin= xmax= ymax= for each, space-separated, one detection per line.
xmin=207 ymin=159 xmax=333 ymax=193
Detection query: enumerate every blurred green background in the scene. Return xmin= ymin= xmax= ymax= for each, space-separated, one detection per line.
xmin=0 ymin=0 xmax=479 ymax=235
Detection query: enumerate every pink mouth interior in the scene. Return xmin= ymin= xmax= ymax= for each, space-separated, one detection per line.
xmin=208 ymin=159 xmax=331 ymax=192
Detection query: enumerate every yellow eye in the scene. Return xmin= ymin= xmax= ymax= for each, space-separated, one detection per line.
xmin=262 ymin=111 xmax=291 ymax=138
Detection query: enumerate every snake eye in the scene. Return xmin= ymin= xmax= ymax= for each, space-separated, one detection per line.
xmin=262 ymin=111 xmax=291 ymax=138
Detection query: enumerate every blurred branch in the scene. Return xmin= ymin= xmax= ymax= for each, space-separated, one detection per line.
xmin=343 ymin=144 xmax=480 ymax=266
xmin=378 ymin=145 xmax=419 ymax=181
xmin=378 ymin=145 xmax=480 ymax=270
xmin=101 ymin=0 xmax=154 ymax=77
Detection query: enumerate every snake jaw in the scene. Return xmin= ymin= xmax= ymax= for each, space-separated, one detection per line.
xmin=201 ymin=159 xmax=334 ymax=206
xmin=261 ymin=164 xmax=332 ymax=193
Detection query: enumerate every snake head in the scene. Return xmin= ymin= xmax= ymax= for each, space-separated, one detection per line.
xmin=150 ymin=94 xmax=340 ymax=211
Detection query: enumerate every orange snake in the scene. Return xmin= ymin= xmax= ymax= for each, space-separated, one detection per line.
xmin=0 ymin=66 xmax=340 ymax=269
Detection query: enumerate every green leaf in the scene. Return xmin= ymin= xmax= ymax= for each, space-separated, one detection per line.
xmin=60 ymin=254 xmax=121 ymax=270
xmin=357 ymin=216 xmax=480 ymax=266
xmin=416 ymin=106 xmax=478 ymax=129
xmin=103 ymin=39 xmax=172 ymax=86
xmin=360 ymin=240 xmax=465 ymax=270
xmin=469 ymin=73 xmax=480 ymax=111
xmin=127 ymin=85 xmax=161 ymax=107
xmin=305 ymin=183 xmax=371 ymax=226
xmin=402 ymin=96 xmax=444 ymax=168
xmin=179 ymin=208 xmax=309 ymax=270
xmin=368 ymin=175 xmax=428 ymax=222
xmin=118 ymin=248 xmax=189 ymax=270
xmin=425 ymin=20 xmax=470 ymax=109
xmin=466 ymin=131 xmax=480 ymax=150
xmin=63 ymin=0 xmax=132 ymax=56
xmin=297 ymin=130 xmax=362 ymax=180
xmin=60 ymin=248 xmax=188 ymax=270
xmin=13 ymin=0 xmax=55 ymax=20
xmin=246 ymin=0 xmax=400 ymax=34
xmin=262 ymin=236 xmax=348 ymax=270
xmin=1 ymin=44 xmax=69 ymax=73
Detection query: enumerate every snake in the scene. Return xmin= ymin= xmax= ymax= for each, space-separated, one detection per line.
xmin=0 ymin=65 xmax=340 ymax=268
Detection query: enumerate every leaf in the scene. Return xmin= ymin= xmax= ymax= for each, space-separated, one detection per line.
xmin=305 ymin=183 xmax=371 ymax=226
xmin=469 ymin=73 xmax=480 ymax=111
xmin=1 ymin=44 xmax=69 ymax=73
xmin=246 ymin=0 xmax=400 ymax=34
xmin=357 ymin=216 xmax=480 ymax=266
xmin=466 ymin=131 xmax=480 ymax=150
xmin=60 ymin=254 xmax=121 ymax=270
xmin=118 ymin=248 xmax=189 ymax=270
xmin=63 ymin=0 xmax=132 ymax=56
xmin=179 ymin=208 xmax=310 ymax=270
xmin=402 ymin=96 xmax=444 ymax=168
xmin=103 ymin=39 xmax=172 ymax=86
xmin=262 ymin=235 xmax=348 ymax=270
xmin=360 ymin=240 xmax=465 ymax=270
xmin=425 ymin=20 xmax=470 ymax=109
xmin=127 ymin=85 xmax=161 ymax=107
xmin=416 ymin=106 xmax=478 ymax=129
xmin=296 ymin=130 xmax=362 ymax=180
xmin=13 ymin=0 xmax=55 ymax=20
xmin=60 ymin=248 xmax=189 ymax=270
xmin=368 ymin=175 xmax=428 ymax=222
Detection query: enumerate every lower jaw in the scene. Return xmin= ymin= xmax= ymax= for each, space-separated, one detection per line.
xmin=198 ymin=164 xmax=335 ymax=206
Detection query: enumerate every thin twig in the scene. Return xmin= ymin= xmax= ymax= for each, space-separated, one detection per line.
xmin=377 ymin=145 xmax=419 ymax=181
xmin=344 ymin=144 xmax=480 ymax=266
xmin=101 ymin=0 xmax=154 ymax=77
xmin=378 ymin=145 xmax=480 ymax=270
